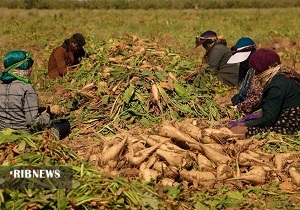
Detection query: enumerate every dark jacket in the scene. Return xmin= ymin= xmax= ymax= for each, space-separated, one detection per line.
xmin=207 ymin=44 xmax=239 ymax=86
xmin=245 ymin=75 xmax=300 ymax=127
xmin=47 ymin=39 xmax=85 ymax=79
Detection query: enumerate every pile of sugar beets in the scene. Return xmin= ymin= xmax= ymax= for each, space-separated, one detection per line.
xmin=71 ymin=118 xmax=300 ymax=190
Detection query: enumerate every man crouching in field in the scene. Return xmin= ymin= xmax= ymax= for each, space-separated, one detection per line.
xmin=47 ymin=33 xmax=86 ymax=79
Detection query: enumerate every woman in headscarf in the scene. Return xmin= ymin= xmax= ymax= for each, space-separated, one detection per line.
xmin=0 ymin=50 xmax=50 ymax=130
xmin=230 ymin=48 xmax=300 ymax=137
xmin=228 ymin=37 xmax=263 ymax=115
xmin=195 ymin=30 xmax=239 ymax=86
xmin=0 ymin=51 xmax=70 ymax=140
xmin=47 ymin=33 xmax=86 ymax=79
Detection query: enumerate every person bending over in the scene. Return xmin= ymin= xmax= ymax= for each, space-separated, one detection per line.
xmin=230 ymin=48 xmax=300 ymax=137
xmin=195 ymin=30 xmax=239 ymax=87
xmin=228 ymin=37 xmax=263 ymax=115
xmin=47 ymin=33 xmax=86 ymax=79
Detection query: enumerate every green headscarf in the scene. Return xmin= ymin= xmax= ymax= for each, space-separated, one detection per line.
xmin=0 ymin=50 xmax=34 ymax=83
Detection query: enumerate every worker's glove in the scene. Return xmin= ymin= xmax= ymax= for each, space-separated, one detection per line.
xmin=240 ymin=112 xmax=262 ymax=122
xmin=228 ymin=121 xmax=245 ymax=129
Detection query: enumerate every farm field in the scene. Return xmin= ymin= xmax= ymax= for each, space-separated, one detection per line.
xmin=0 ymin=7 xmax=300 ymax=209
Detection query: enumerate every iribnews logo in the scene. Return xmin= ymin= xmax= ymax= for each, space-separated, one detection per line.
xmin=0 ymin=166 xmax=73 ymax=189
xmin=9 ymin=168 xmax=61 ymax=179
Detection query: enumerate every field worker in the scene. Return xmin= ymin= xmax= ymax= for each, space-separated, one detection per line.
xmin=47 ymin=33 xmax=86 ymax=79
xmin=230 ymin=48 xmax=300 ymax=138
xmin=0 ymin=50 xmax=70 ymax=140
xmin=195 ymin=30 xmax=239 ymax=87
xmin=228 ymin=37 xmax=263 ymax=115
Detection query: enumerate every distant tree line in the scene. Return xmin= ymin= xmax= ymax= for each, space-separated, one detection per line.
xmin=0 ymin=0 xmax=299 ymax=9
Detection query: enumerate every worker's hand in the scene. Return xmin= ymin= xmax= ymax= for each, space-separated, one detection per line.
xmin=230 ymin=125 xmax=247 ymax=136
xmin=67 ymin=68 xmax=76 ymax=74
xmin=228 ymin=121 xmax=245 ymax=129
xmin=38 ymin=106 xmax=47 ymax=114
xmin=67 ymin=64 xmax=81 ymax=73
xmin=42 ymin=106 xmax=55 ymax=120
xmin=241 ymin=112 xmax=262 ymax=122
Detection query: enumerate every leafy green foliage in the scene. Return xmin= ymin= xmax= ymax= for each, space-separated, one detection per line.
xmin=163 ymin=184 xmax=183 ymax=200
